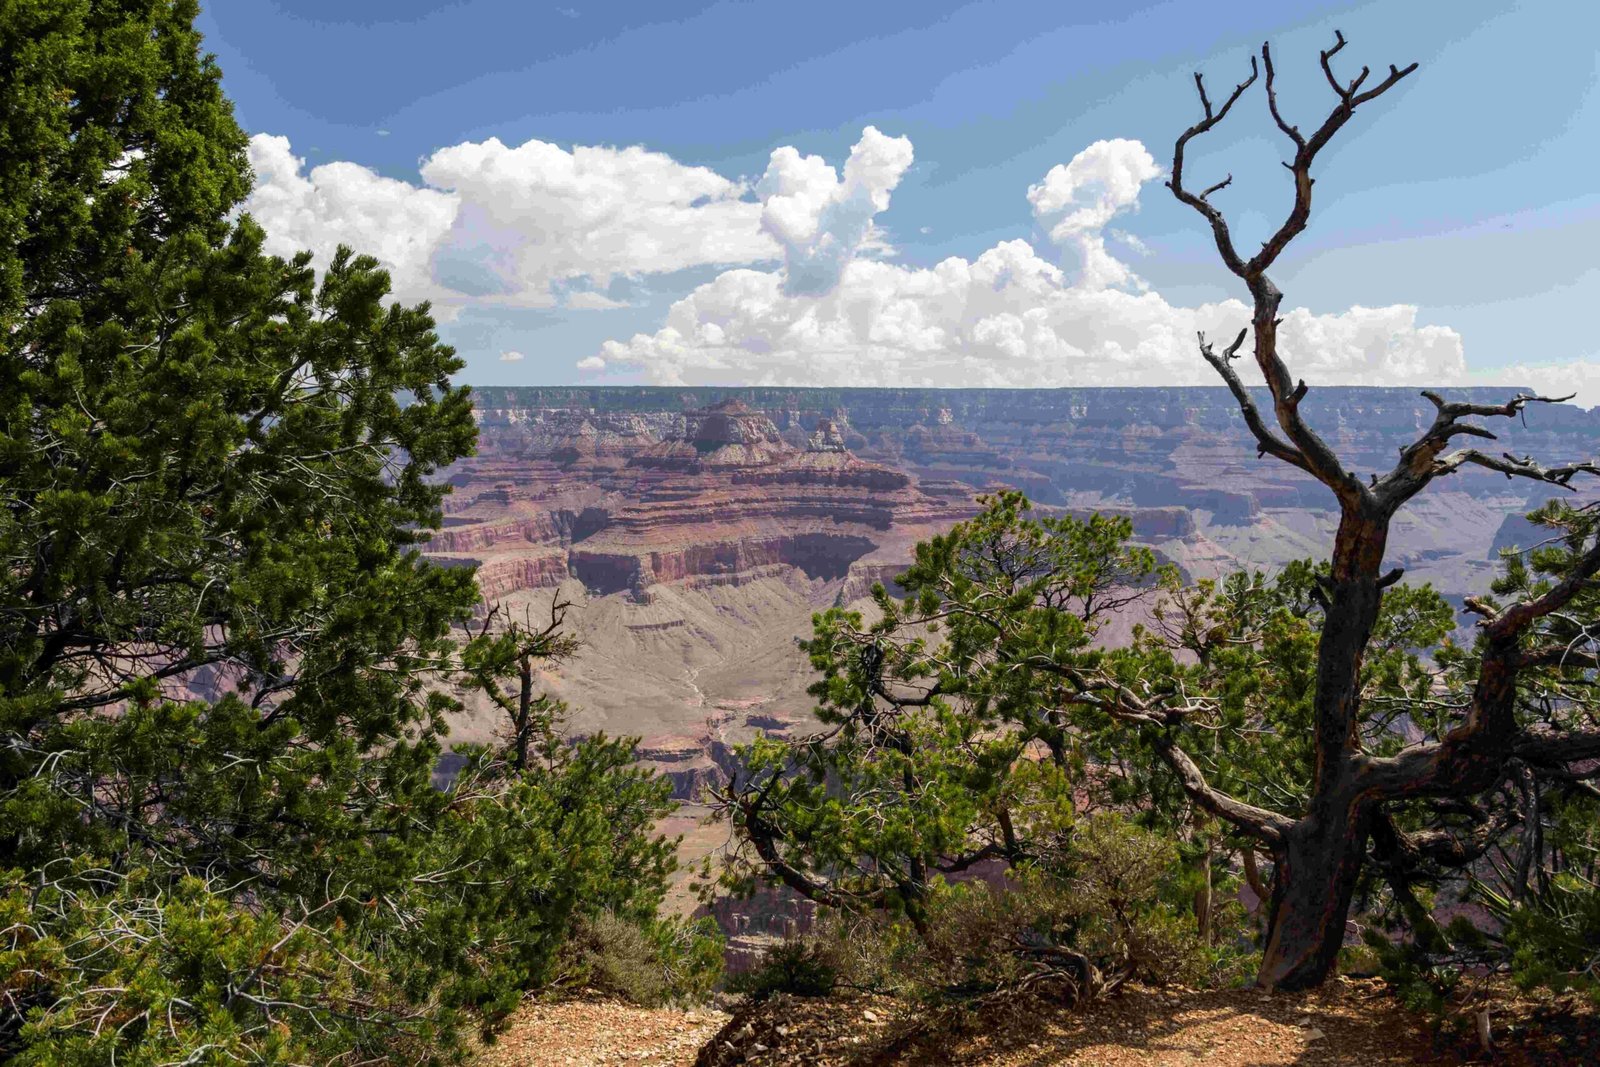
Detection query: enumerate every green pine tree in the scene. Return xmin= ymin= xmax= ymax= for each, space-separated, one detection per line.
xmin=0 ymin=4 xmax=716 ymax=1060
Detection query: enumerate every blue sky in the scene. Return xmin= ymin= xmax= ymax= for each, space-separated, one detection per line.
xmin=200 ymin=1 xmax=1600 ymax=399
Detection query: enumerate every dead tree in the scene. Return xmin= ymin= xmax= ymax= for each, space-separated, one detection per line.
xmin=1166 ymin=32 xmax=1600 ymax=989
xmin=464 ymin=596 xmax=577 ymax=772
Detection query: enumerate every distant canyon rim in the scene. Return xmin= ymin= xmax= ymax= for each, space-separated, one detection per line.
xmin=428 ymin=385 xmax=1600 ymax=914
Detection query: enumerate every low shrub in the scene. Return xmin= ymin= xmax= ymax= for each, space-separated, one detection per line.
xmin=727 ymin=936 xmax=847 ymax=1000
xmin=558 ymin=911 xmax=724 ymax=1006
xmin=726 ymin=813 xmax=1231 ymax=1011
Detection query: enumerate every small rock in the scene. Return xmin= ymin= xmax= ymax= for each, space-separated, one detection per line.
xmin=862 ymin=1008 xmax=879 ymax=1023
xmin=1304 ymin=1027 xmax=1326 ymax=1041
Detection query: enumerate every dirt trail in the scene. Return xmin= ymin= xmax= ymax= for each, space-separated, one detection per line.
xmin=478 ymin=1000 xmax=728 ymax=1067
xmin=484 ymin=980 xmax=1598 ymax=1065
xmin=485 ymin=984 xmax=1428 ymax=1067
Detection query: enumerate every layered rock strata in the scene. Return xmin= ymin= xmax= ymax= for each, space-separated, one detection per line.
xmin=430 ymin=398 xmax=987 ymax=604
xmin=433 ymin=386 xmax=1600 ymax=939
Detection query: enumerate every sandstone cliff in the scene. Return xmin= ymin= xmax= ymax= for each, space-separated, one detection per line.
xmin=433 ymin=386 xmax=1600 ymax=902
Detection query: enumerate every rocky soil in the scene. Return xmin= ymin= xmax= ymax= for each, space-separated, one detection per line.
xmin=477 ymin=999 xmax=729 ymax=1067
xmin=483 ymin=980 xmax=1600 ymax=1066
xmin=692 ymin=982 xmax=1432 ymax=1066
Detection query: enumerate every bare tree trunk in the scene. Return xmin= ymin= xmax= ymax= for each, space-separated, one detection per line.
xmin=1193 ymin=832 xmax=1214 ymax=945
xmin=1139 ymin=27 xmax=1600 ymax=992
xmin=1244 ymin=503 xmax=1382 ymax=987
xmin=1258 ymin=796 xmax=1371 ymax=989
xmin=1312 ymin=510 xmax=1387 ymax=772
xmin=514 ymin=654 xmax=533 ymax=772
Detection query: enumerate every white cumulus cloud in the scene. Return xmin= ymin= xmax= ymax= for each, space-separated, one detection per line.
xmin=1028 ymin=138 xmax=1161 ymax=291
xmin=587 ymin=138 xmax=1474 ymax=391
xmin=244 ymin=134 xmax=457 ymax=308
xmin=419 ymin=137 xmax=773 ymax=304
xmin=590 ymin=240 xmax=1466 ymax=388
xmin=757 ymin=125 xmax=914 ymax=295
xmin=243 ymin=128 xmax=916 ymax=317
xmin=499 ymin=350 xmax=525 ymax=362
xmin=243 ymin=132 xmax=778 ymax=313
xmin=244 ymin=129 xmax=1598 ymax=403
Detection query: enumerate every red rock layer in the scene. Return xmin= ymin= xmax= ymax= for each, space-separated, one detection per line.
xmin=428 ymin=398 xmax=988 ymax=600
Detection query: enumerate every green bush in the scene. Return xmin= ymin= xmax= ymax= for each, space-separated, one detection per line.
xmin=729 ymin=813 xmax=1227 ymax=1010
xmin=1368 ymin=790 xmax=1600 ymax=1028
xmin=557 ymin=911 xmax=724 ymax=1007
xmin=1 ymin=865 xmax=438 ymax=1066
xmin=727 ymin=937 xmax=847 ymax=1000
xmin=0 ymin=3 xmax=711 ymax=1061
xmin=2 ymin=736 xmax=717 ymax=1063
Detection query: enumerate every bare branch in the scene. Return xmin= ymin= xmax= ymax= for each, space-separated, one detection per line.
xmin=1168 ymin=56 xmax=1260 ymax=277
xmin=1513 ymin=730 xmax=1600 ymax=770
xmin=1363 ymin=531 xmax=1600 ymax=799
xmin=1261 ymin=42 xmax=1305 ymax=150
xmin=1171 ymin=33 xmax=1416 ymax=508
xmin=1318 ymin=29 xmax=1350 ymax=97
xmin=1422 ymin=389 xmax=1576 ymax=420
xmin=1151 ymin=735 xmax=1293 ymax=845
xmin=1376 ymin=390 xmax=1588 ymax=509
xmin=1249 ymin=33 xmax=1417 ymax=277
xmin=1434 ymin=449 xmax=1600 ymax=489
xmin=1196 ymin=329 xmax=1311 ymax=473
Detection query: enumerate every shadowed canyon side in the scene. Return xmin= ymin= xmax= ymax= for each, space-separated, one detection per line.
xmin=431 ymin=386 xmax=1600 ymax=805
xmin=428 ymin=396 xmax=989 ymax=805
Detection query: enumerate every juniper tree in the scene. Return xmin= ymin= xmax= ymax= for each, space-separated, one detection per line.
xmin=0 ymin=3 xmax=712 ymax=1059
xmin=720 ymin=495 xmax=1450 ymax=981
xmin=723 ymin=495 xmax=1600 ymax=996
xmin=1164 ymin=31 xmax=1600 ymax=989
xmin=717 ymin=31 xmax=1600 ymax=1001
xmin=717 ymin=499 xmax=1176 ymax=933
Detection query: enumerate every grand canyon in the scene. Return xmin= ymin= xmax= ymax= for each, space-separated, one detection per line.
xmin=27 ymin=7 xmax=1600 ymax=1062
xmin=431 ymin=385 xmax=1600 ymax=822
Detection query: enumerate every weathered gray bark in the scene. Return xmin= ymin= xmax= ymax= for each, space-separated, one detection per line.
xmin=1164 ymin=32 xmax=1600 ymax=989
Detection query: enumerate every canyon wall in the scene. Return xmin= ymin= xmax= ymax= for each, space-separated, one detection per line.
xmin=432 ymin=386 xmax=1600 ymax=933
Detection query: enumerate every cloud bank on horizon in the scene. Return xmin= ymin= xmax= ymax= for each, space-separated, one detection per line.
xmin=243 ymin=130 xmax=1600 ymax=406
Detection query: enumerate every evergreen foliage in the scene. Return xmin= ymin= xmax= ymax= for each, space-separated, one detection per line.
xmin=0 ymin=4 xmax=713 ymax=1060
xmin=721 ymin=492 xmax=1600 ymax=1001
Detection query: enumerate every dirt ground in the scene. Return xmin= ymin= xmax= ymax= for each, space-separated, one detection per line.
xmin=477 ymin=999 xmax=729 ymax=1067
xmin=483 ymin=979 xmax=1600 ymax=1066
xmin=693 ymin=980 xmax=1432 ymax=1066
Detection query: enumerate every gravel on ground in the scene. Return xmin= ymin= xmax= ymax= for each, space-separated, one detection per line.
xmin=477 ymin=999 xmax=729 ymax=1067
